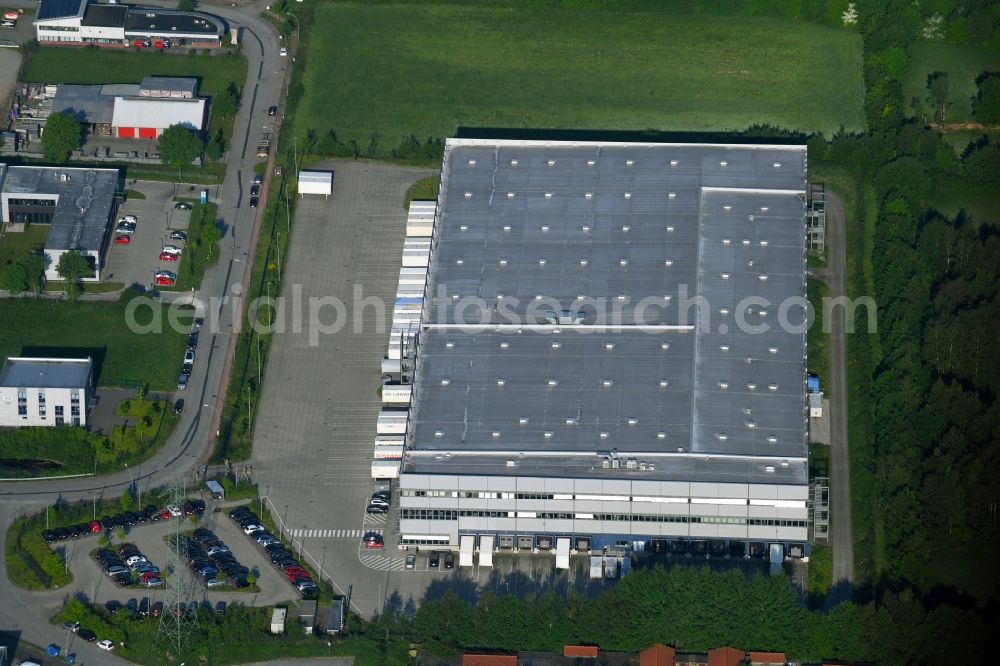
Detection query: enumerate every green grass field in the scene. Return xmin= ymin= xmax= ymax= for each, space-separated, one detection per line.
xmin=0 ymin=298 xmax=191 ymax=390
xmin=904 ymin=41 xmax=1000 ymax=123
xmin=0 ymin=224 xmax=47 ymax=271
xmin=294 ymin=4 xmax=864 ymax=149
xmin=23 ymin=48 xmax=245 ymax=96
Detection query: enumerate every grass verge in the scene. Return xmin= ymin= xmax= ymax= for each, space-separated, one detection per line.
xmin=0 ymin=295 xmax=192 ymax=390
xmin=159 ymin=199 xmax=221 ymax=292
xmin=294 ymin=3 xmax=865 ymax=151
xmin=807 ymin=278 xmax=829 ymax=386
xmin=43 ymin=280 xmax=125 ymax=294
xmin=806 ymin=544 xmax=833 ymax=608
xmin=123 ymin=189 xmax=146 ymax=200
xmin=403 ymin=175 xmax=440 ymax=210
xmin=0 ymin=224 xmax=48 ymax=270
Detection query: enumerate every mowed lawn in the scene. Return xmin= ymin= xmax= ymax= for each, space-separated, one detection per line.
xmin=0 ymin=298 xmax=191 ymax=390
xmin=22 ymin=48 xmax=245 ymax=96
xmin=296 ymin=3 xmax=865 ymax=147
xmin=904 ymin=41 xmax=1000 ymax=123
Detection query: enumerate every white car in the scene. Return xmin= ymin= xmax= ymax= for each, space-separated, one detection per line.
xmin=96 ymin=639 xmax=115 ymax=651
xmin=279 ymin=47 xmax=287 ymax=56
xmin=119 ymin=215 xmax=138 ymax=224
xmin=125 ymin=555 xmax=148 ymax=567
xmin=243 ymin=523 xmax=264 ymax=535
xmin=167 ymin=505 xmax=182 ymax=517
xmin=162 ymin=244 xmax=183 ymax=255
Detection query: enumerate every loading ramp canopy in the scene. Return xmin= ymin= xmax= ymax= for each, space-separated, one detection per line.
xmin=556 ymin=537 xmax=570 ymax=569
xmin=460 ymin=535 xmax=474 ymax=567
xmin=479 ymin=535 xmax=494 ymax=567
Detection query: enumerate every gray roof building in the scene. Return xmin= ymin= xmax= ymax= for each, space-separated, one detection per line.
xmin=0 ymin=165 xmax=119 ymax=251
xmin=0 ymin=357 xmax=93 ymax=389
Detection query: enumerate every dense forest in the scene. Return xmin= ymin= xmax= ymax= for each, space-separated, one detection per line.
xmin=822 ymin=0 xmax=1000 ymax=604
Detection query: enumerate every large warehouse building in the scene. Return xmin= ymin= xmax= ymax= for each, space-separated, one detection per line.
xmin=34 ymin=0 xmax=224 ymax=48
xmin=395 ymin=138 xmax=810 ymax=560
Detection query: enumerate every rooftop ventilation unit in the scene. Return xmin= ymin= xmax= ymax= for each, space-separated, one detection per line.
xmin=464 ymin=192 xmax=472 ymax=198
xmin=624 ymin=192 xmax=632 ymax=199
xmin=468 ymin=159 xmax=477 ymax=166
xmin=720 ymin=160 xmax=728 ymax=167
xmin=765 ymin=465 xmax=775 ymax=473
xmin=459 ymin=224 xmax=468 ymax=231
xmin=587 ymin=159 xmax=596 ymax=166
xmin=503 ymin=224 xmax=511 ymax=231
xmin=497 ymin=379 xmax=505 ymax=386
xmin=585 ymin=192 xmax=593 ymax=199
xmin=670 ymin=159 xmax=679 ymax=166
xmin=507 ymin=192 xmax=514 ymax=199
xmin=666 ymin=225 xmax=675 ymax=233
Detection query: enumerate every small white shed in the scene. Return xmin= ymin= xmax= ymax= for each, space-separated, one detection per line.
xmin=298 ymin=170 xmax=333 ymax=197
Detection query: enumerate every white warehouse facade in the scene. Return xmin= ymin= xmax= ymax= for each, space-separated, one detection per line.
xmin=396 ymin=138 xmax=811 ymax=559
xmin=0 ymin=357 xmax=93 ymax=427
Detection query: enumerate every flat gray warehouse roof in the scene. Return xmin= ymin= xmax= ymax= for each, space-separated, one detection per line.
xmin=405 ymin=139 xmax=809 ymax=485
xmin=1 ymin=165 xmax=119 ymax=252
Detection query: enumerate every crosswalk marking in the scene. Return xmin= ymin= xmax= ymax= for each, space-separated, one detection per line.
xmin=289 ymin=528 xmax=382 ymax=538
xmin=359 ymin=554 xmax=406 ymax=571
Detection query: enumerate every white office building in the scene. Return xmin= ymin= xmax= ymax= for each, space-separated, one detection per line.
xmin=396 ymin=138 xmax=811 ymax=561
xmin=0 ymin=357 xmax=93 ymax=427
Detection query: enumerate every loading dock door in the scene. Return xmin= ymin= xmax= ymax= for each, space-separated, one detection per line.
xmin=556 ymin=538 xmax=570 ymax=570
xmin=589 ymin=556 xmax=603 ymax=579
xmin=138 ymin=127 xmax=157 ymax=139
xmin=479 ymin=535 xmax=494 ymax=567
xmin=117 ymin=127 xmax=135 ymax=138
xmin=459 ymin=535 xmax=474 ymax=567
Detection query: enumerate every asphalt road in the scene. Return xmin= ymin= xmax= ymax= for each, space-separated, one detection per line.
xmin=0 ymin=0 xmax=290 ymax=662
xmin=822 ymin=191 xmax=854 ymax=585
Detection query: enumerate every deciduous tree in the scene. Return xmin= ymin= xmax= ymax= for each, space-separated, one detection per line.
xmin=41 ymin=112 xmax=81 ymax=163
xmin=55 ymin=250 xmax=91 ymax=303
xmin=157 ymin=124 xmax=202 ymax=169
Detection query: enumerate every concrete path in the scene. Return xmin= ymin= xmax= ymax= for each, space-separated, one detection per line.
xmin=821 ymin=191 xmax=854 ymax=585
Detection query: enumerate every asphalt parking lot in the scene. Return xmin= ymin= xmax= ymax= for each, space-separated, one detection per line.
xmin=248 ymin=160 xmax=438 ymax=616
xmin=102 ymin=180 xmax=193 ymax=289
xmin=49 ymin=503 xmax=300 ymax=610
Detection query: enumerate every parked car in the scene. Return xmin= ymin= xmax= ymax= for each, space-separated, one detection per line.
xmin=444 ymin=553 xmax=455 ymax=570
xmin=42 ymin=530 xmax=56 ymax=543
xmin=89 ymin=521 xmax=101 ymax=533
xmin=159 ymin=251 xmax=179 ymax=262
xmin=113 ymin=235 xmax=131 ymax=245
xmin=169 ymin=229 xmax=188 ymax=241
xmin=114 ymin=223 xmax=136 ymax=234
xmin=366 ymin=504 xmax=388 ymax=514
xmin=156 ymin=274 xmax=176 ymax=287
xmin=177 ymin=372 xmax=189 ymax=390
xmin=62 ymin=622 xmax=80 ymax=633
xmin=243 ymin=524 xmax=265 ymax=535
xmin=363 ymin=533 xmax=384 ymax=549
xmin=174 ymin=202 xmax=192 ymax=210
xmin=173 ymin=399 xmax=184 ymax=415
xmin=206 ymin=577 xmax=226 ymax=588
xmin=250 ymin=184 xmax=260 ymax=196
xmin=268 ymin=105 xmax=278 ymax=116
xmin=184 ymin=349 xmax=195 ymax=365
xmin=96 ymin=639 xmax=115 ymax=651
xmin=249 ymin=196 xmax=259 ymax=208
xmin=405 ymin=554 xmax=416 ymax=569
xmin=78 ymin=629 xmax=97 ymax=642
xmin=253 ymin=173 xmax=263 ymax=185
xmin=144 ymin=577 xmax=164 ymax=587
xmin=279 ymin=47 xmax=287 ymax=56
xmin=162 ymin=244 xmax=183 ymax=255
xmin=429 ymin=552 xmax=440 ymax=568
xmin=119 ymin=215 xmax=138 ymax=224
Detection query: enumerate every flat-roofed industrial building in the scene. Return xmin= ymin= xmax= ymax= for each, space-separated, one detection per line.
xmin=396 ymin=138 xmax=810 ymax=559
xmin=0 ymin=357 xmax=93 ymax=427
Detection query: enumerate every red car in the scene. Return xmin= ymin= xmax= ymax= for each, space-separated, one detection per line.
xmin=284 ymin=568 xmax=307 ymax=579
xmin=155 ymin=275 xmax=175 ymax=286
xmin=132 ymin=40 xmax=145 ymax=48
xmin=89 ymin=521 xmax=102 ymax=533
xmin=159 ymin=251 xmax=179 ymax=262
xmin=154 ymin=41 xmax=165 ymax=49
xmin=113 ymin=235 xmax=130 ymax=245
xmin=157 ymin=509 xmax=171 ymax=521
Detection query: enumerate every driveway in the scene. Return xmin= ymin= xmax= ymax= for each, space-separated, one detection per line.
xmin=816 ymin=191 xmax=853 ymax=586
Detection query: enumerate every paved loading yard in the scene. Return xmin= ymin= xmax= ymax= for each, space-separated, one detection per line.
xmin=249 ymin=161 xmax=436 ymax=616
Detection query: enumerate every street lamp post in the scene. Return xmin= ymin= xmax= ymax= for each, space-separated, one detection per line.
xmin=124 ymin=463 xmax=134 ymax=502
